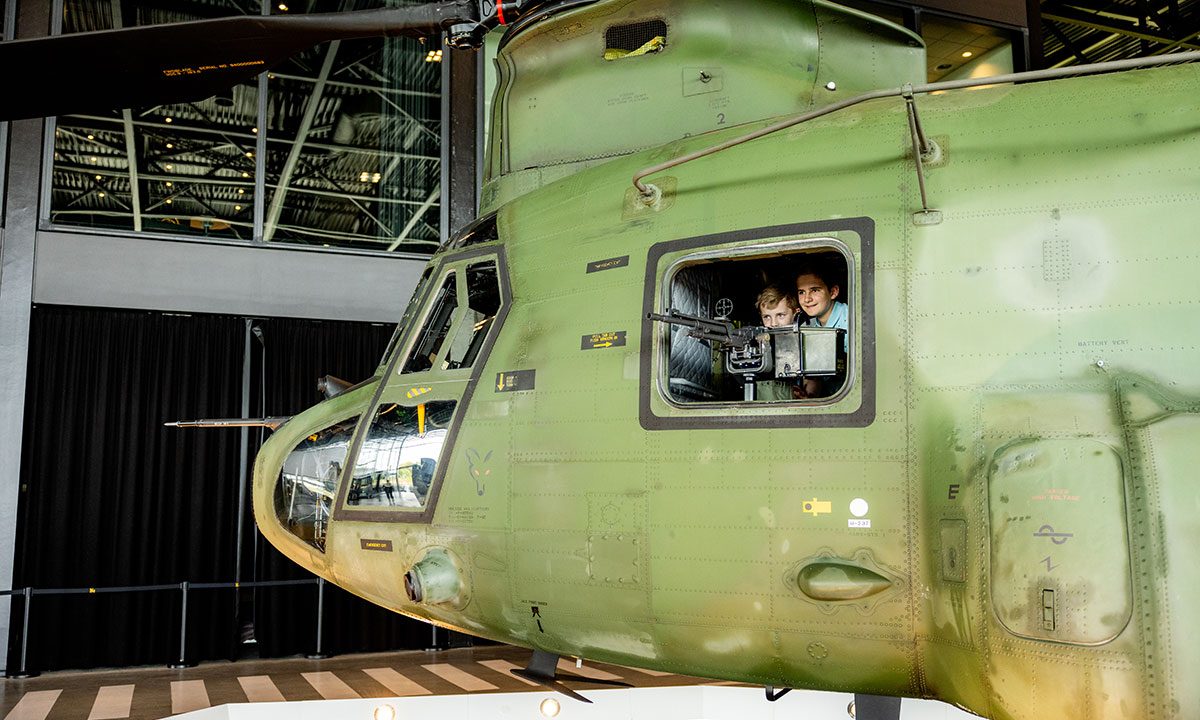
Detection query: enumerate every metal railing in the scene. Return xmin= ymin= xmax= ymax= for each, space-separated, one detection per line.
xmin=1 ymin=577 xmax=331 ymax=678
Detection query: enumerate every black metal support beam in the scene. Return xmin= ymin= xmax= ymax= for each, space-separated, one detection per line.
xmin=439 ymin=43 xmax=483 ymax=243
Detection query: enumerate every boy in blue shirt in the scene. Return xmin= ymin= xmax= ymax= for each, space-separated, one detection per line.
xmin=794 ymin=265 xmax=848 ymax=398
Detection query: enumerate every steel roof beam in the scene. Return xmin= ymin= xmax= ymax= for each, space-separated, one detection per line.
xmin=264 ymin=40 xmax=341 ymax=242
xmin=1043 ymin=3 xmax=1200 ymax=50
xmin=108 ymin=0 xmax=143 ymax=231
xmin=268 ymin=71 xmax=439 ymax=99
xmin=387 ymin=187 xmax=440 ymax=252
xmin=59 ymin=115 xmax=440 ymax=162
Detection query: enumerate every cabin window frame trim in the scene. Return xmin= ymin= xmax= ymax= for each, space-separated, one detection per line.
xmin=656 ymin=237 xmax=857 ymax=409
xmin=639 ymin=217 xmax=876 ymax=430
xmin=331 ymin=244 xmax=511 ymax=524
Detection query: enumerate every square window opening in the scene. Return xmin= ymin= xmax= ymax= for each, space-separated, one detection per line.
xmin=655 ymin=245 xmax=851 ymax=405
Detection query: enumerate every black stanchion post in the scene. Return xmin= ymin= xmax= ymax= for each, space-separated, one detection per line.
xmin=168 ymin=581 xmax=195 ymax=669
xmin=10 ymin=587 xmax=38 ymax=678
xmin=425 ymin=623 xmax=440 ymax=652
xmin=306 ymin=578 xmax=329 ymax=660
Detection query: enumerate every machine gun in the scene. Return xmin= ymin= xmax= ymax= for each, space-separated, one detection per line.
xmin=645 ymin=309 xmax=760 ymax=349
xmin=647 ymin=308 xmax=772 ymax=400
xmin=647 ymin=305 xmax=845 ymax=401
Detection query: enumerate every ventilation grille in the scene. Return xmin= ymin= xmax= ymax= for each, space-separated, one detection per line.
xmin=605 ymin=19 xmax=667 ymax=53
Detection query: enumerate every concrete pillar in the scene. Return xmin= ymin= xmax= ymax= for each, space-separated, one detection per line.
xmin=0 ymin=0 xmax=50 ymax=675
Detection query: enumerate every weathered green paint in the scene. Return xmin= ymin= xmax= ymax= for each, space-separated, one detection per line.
xmin=253 ymin=2 xmax=1200 ymax=718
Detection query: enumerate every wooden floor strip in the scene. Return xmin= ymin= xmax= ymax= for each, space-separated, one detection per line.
xmin=87 ymin=684 xmax=134 ymax=720
xmin=169 ymin=680 xmax=210 ymax=715
xmin=558 ymin=659 xmax=623 ymax=681
xmin=421 ymin=664 xmax=498 ymax=692
xmin=477 ymin=659 xmax=540 ymax=686
xmin=301 ymin=672 xmax=361 ymax=700
xmin=237 ymin=676 xmax=286 ymax=703
xmin=362 ymin=668 xmax=432 ymax=697
xmin=621 ymin=665 xmax=675 ymax=677
xmin=3 ymin=690 xmax=62 ymax=720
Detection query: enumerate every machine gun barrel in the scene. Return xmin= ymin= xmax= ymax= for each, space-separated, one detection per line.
xmin=646 ymin=309 xmax=757 ymax=348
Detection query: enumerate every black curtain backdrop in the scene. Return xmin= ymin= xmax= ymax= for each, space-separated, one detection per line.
xmin=9 ymin=306 xmax=427 ymax=672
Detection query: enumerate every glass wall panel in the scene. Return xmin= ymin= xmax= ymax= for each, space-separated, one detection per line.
xmin=45 ymin=0 xmax=441 ymax=254
xmin=262 ymin=2 xmax=442 ymax=252
xmin=48 ymin=0 xmax=255 ymax=238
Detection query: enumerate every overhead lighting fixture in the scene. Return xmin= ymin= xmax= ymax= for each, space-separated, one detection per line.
xmin=235 ymin=205 xmax=242 ymax=211
xmin=164 ymin=117 xmax=173 ymax=123
xmin=425 ymin=49 xmax=443 ymax=63
xmin=242 ymin=172 xmax=250 ymax=178
xmin=165 ymin=198 xmax=173 ymax=204
xmin=252 ymin=127 xmax=258 ymax=133
xmin=359 ymin=171 xmax=371 ymax=182
xmin=371 ymin=172 xmax=382 ymax=183
xmin=86 ymin=134 xmax=95 ymax=140
xmin=166 ymin=181 xmax=173 ymax=187
xmin=95 ymin=174 xmax=102 ymax=180
xmin=90 ymin=156 xmax=98 ymax=163
xmin=961 ymin=51 xmax=973 ymax=58
xmin=246 ymin=151 xmax=254 ymax=158
xmin=238 ymin=188 xmax=246 ymax=194
xmin=539 ymin=698 xmax=561 ymax=718
xmin=278 ymin=3 xmax=289 ymax=10
xmin=165 ymin=164 xmax=173 ymax=170
xmin=97 ymin=192 xmax=105 ymax=198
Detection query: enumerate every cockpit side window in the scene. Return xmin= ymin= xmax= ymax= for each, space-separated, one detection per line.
xmin=346 ymin=401 xmax=456 ymax=512
xmin=456 ymin=261 xmax=502 ymax=369
xmin=273 ymin=415 xmax=361 ymax=553
xmin=379 ymin=266 xmax=434 ymax=371
xmin=402 ymin=273 xmax=458 ymax=374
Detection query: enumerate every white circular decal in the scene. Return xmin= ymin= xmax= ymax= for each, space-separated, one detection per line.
xmin=849 ymin=498 xmax=869 ymax=518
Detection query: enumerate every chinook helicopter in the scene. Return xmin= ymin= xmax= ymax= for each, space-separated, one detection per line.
xmin=4 ymin=1 xmax=1200 ymax=718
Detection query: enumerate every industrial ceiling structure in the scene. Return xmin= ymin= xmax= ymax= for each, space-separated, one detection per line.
xmin=1042 ymin=0 xmax=1200 ymax=66
xmin=31 ymin=0 xmax=1200 ymax=255
xmin=49 ymin=0 xmax=442 ymax=253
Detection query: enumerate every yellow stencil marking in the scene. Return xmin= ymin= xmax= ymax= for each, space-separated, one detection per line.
xmin=418 ymin=403 xmax=426 ymax=436
xmin=406 ymin=387 xmax=431 ymax=399
xmin=802 ymin=499 xmax=832 ymax=517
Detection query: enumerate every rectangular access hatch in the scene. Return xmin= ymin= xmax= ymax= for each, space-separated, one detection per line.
xmin=988 ymin=438 xmax=1132 ymax=645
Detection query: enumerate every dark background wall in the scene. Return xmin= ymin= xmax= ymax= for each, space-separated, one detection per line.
xmin=7 ymin=305 xmax=429 ymax=672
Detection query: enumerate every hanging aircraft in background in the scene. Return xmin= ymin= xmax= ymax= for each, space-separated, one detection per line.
xmin=5 ymin=1 xmax=1200 ymax=718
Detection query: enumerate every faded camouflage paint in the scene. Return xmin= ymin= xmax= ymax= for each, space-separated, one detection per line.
xmin=252 ymin=2 xmax=1200 ymax=718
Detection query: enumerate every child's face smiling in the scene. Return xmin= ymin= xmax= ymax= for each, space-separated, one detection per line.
xmin=795 ymin=273 xmax=840 ymax=325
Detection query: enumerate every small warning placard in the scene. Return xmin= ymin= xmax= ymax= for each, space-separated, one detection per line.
xmin=582 ymin=331 xmax=627 ymax=350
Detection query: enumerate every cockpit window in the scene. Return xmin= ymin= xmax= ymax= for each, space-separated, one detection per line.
xmin=346 ymin=401 xmax=456 ymax=511
xmin=654 ymin=244 xmax=851 ymax=404
xmin=274 ymin=415 xmax=360 ymax=553
xmin=379 ymin=266 xmax=434 ymax=370
xmin=456 ymin=261 xmax=502 ymax=368
xmin=402 ymin=273 xmax=458 ymax=373
xmin=399 ymin=260 xmax=502 ymax=374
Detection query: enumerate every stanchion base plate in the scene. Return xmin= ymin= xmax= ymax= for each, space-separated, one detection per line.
xmin=7 ymin=671 xmax=40 ymax=679
xmin=305 ymin=653 xmax=329 ymax=660
xmin=168 ymin=662 xmax=197 ymax=669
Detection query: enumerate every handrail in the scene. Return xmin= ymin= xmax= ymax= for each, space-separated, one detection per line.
xmin=632 ymin=50 xmax=1200 ymax=198
xmin=1 ymin=578 xmax=317 ymax=596
xmin=2 ymin=578 xmax=324 ymax=678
